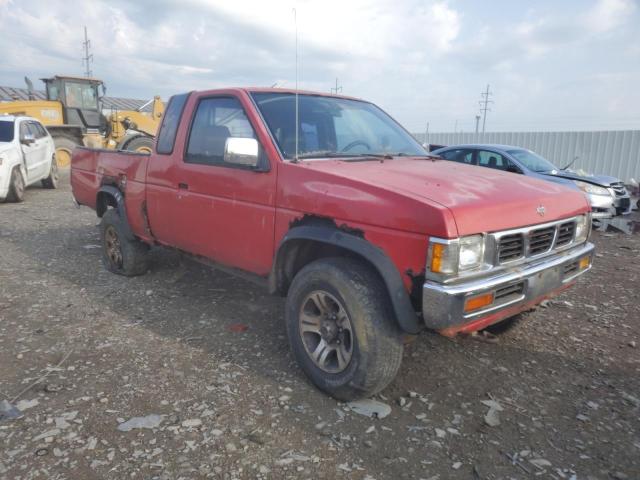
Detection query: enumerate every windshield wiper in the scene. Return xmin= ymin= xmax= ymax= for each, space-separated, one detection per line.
xmin=294 ymin=152 xmax=434 ymax=161
xmin=295 ymin=151 xmax=357 ymax=159
xmin=295 ymin=152 xmax=391 ymax=160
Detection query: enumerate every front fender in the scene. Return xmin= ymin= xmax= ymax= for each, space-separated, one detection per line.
xmin=271 ymin=225 xmax=422 ymax=334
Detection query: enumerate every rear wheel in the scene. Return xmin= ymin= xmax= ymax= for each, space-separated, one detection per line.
xmin=123 ymin=136 xmax=153 ymax=154
xmin=41 ymin=156 xmax=59 ymax=189
xmin=52 ymin=135 xmax=78 ymax=168
xmin=6 ymin=167 xmax=25 ymax=203
xmin=100 ymin=209 xmax=150 ymax=276
xmin=285 ymin=257 xmax=404 ymax=401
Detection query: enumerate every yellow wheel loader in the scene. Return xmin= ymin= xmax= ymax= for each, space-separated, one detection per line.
xmin=0 ymin=76 xmax=163 ymax=167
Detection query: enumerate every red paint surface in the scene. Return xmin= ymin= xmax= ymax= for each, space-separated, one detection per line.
xmin=71 ymin=87 xmax=591 ymax=330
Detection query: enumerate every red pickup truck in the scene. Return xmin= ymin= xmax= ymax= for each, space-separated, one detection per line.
xmin=71 ymin=88 xmax=594 ymax=400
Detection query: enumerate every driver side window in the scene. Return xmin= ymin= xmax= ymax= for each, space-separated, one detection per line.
xmin=478 ymin=150 xmax=507 ymax=170
xmin=185 ymin=97 xmax=257 ymax=166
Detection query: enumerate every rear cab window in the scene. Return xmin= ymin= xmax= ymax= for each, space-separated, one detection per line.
xmin=156 ymin=93 xmax=189 ymax=154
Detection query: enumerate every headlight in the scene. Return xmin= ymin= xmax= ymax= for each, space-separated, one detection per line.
xmin=574 ymin=213 xmax=591 ymax=243
xmin=427 ymin=234 xmax=485 ymax=279
xmin=459 ymin=235 xmax=484 ymax=270
xmin=574 ymin=180 xmax=609 ymax=196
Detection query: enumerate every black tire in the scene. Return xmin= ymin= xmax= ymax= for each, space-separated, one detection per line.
xmin=41 ymin=156 xmax=59 ymax=189
xmin=99 ymin=209 xmax=150 ymax=276
xmin=52 ymin=135 xmax=78 ymax=168
xmin=123 ymin=136 xmax=153 ymax=154
xmin=6 ymin=167 xmax=25 ymax=203
xmin=285 ymin=257 xmax=404 ymax=401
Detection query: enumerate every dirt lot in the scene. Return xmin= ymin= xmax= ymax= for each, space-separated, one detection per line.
xmin=1 ymin=173 xmax=639 ymax=480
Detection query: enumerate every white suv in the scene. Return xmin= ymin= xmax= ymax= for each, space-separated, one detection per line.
xmin=0 ymin=115 xmax=58 ymax=202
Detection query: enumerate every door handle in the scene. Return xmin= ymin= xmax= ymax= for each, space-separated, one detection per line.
xmin=178 ymin=182 xmax=189 ymax=190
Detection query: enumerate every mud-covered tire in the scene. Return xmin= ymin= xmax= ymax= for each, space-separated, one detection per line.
xmin=41 ymin=157 xmax=59 ymax=189
xmin=285 ymin=257 xmax=404 ymax=401
xmin=100 ymin=209 xmax=150 ymax=276
xmin=52 ymin=135 xmax=78 ymax=168
xmin=122 ymin=136 xmax=153 ymax=154
xmin=6 ymin=167 xmax=25 ymax=203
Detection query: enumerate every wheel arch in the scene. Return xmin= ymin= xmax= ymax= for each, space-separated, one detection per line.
xmin=270 ymin=220 xmax=422 ymax=334
xmin=96 ymin=185 xmax=135 ymax=240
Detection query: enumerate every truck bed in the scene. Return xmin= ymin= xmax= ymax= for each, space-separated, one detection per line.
xmin=71 ymin=146 xmax=149 ymax=210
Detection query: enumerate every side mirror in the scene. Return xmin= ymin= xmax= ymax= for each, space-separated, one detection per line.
xmin=224 ymin=137 xmax=259 ymax=168
xmin=506 ymin=165 xmax=521 ymax=174
xmin=21 ymin=133 xmax=35 ymax=145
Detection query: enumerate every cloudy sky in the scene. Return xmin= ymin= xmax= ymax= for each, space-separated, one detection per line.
xmin=1 ymin=0 xmax=639 ymax=132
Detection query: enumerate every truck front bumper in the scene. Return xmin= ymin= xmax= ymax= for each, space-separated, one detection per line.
xmin=422 ymin=242 xmax=594 ymax=334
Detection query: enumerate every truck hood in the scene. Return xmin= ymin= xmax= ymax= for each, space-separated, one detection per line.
xmin=295 ymin=157 xmax=590 ymax=237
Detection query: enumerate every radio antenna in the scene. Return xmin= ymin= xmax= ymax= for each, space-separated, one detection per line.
xmin=293 ymin=7 xmax=299 ymax=162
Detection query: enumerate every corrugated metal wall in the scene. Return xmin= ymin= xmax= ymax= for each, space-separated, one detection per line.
xmin=413 ymin=131 xmax=640 ymax=183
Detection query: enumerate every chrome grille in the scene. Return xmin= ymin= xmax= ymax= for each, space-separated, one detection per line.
xmin=498 ymin=234 xmax=524 ymax=262
xmin=494 ymin=217 xmax=580 ymax=265
xmin=528 ymin=226 xmax=555 ymax=255
xmin=556 ymin=222 xmax=575 ymax=247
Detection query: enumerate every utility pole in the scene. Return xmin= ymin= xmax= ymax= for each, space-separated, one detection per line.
xmin=425 ymin=122 xmax=429 ymax=146
xmin=479 ymin=84 xmax=493 ymax=134
xmin=82 ymin=26 xmax=93 ymax=78
xmin=330 ymin=78 xmax=342 ymax=94
xmin=474 ymin=115 xmax=480 ymax=134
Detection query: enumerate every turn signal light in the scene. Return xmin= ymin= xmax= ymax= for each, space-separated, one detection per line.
xmin=464 ymin=292 xmax=495 ymax=313
xmin=430 ymin=243 xmax=445 ymax=273
xmin=579 ymin=256 xmax=590 ymax=270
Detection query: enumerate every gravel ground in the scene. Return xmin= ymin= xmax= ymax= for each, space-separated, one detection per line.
xmin=1 ymin=173 xmax=639 ymax=480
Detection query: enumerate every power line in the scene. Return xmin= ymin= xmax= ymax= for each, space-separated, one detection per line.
xmin=82 ymin=26 xmax=93 ymax=78
xmin=478 ymin=84 xmax=493 ymax=134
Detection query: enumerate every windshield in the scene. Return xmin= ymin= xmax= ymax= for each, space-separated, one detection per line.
xmin=0 ymin=121 xmax=15 ymax=142
xmin=64 ymin=82 xmax=99 ymax=110
xmin=507 ymin=149 xmax=558 ymax=173
xmin=251 ymin=92 xmax=426 ymax=159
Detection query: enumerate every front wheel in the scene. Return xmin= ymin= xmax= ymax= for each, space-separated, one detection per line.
xmin=41 ymin=156 xmax=59 ymax=189
xmin=100 ymin=209 xmax=150 ymax=276
xmin=52 ymin=135 xmax=78 ymax=168
xmin=285 ymin=257 xmax=404 ymax=401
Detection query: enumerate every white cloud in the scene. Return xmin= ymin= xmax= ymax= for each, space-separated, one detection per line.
xmin=0 ymin=0 xmax=638 ymax=132
xmin=583 ymin=0 xmax=637 ymax=33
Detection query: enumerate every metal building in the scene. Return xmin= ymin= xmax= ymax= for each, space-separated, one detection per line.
xmin=0 ymin=85 xmax=158 ymax=113
xmin=415 ymin=130 xmax=640 ymax=183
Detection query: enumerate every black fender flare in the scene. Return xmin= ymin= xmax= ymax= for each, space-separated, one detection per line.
xmin=270 ymin=225 xmax=422 ymax=334
xmin=96 ymin=185 xmax=135 ymax=240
